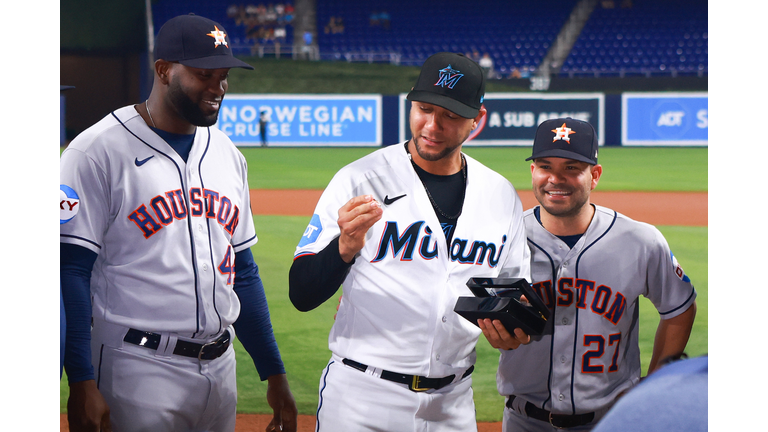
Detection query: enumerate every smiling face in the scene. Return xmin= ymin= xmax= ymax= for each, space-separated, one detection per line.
xmin=166 ymin=64 xmax=229 ymax=127
xmin=531 ymin=157 xmax=602 ymax=219
xmin=408 ymin=101 xmax=485 ymax=172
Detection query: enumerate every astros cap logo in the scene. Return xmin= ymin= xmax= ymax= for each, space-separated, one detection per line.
xmin=551 ymin=123 xmax=576 ymax=143
xmin=207 ymin=26 xmax=229 ymax=47
xmin=434 ymin=65 xmax=464 ymax=89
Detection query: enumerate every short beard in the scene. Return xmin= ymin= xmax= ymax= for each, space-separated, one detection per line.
xmin=167 ymin=78 xmax=219 ymax=127
xmin=412 ymin=135 xmax=464 ymax=162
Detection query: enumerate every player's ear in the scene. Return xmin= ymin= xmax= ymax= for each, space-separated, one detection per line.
xmin=472 ymin=106 xmax=487 ymax=129
xmin=155 ymin=60 xmax=172 ymax=84
xmin=590 ymin=164 xmax=603 ymax=190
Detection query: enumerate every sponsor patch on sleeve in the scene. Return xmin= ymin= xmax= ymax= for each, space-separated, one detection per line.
xmin=297 ymin=214 xmax=323 ymax=247
xmin=670 ymin=252 xmax=691 ymax=283
xmin=60 ymin=185 xmax=80 ymax=224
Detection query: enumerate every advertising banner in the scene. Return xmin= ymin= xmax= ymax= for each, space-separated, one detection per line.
xmin=217 ymin=95 xmax=382 ymax=146
xmin=399 ymin=93 xmax=604 ymax=146
xmin=622 ymin=92 xmax=708 ymax=146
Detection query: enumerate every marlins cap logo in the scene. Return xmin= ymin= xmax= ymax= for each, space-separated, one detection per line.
xmin=434 ymin=65 xmax=464 ymax=89
xmin=207 ymin=26 xmax=229 ymax=47
xmin=552 ymin=123 xmax=576 ymax=143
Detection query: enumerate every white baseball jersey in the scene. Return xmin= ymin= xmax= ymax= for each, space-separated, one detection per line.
xmin=497 ymin=205 xmax=696 ymax=414
xmin=294 ymin=143 xmax=531 ymax=378
xmin=60 ymin=105 xmax=257 ymax=339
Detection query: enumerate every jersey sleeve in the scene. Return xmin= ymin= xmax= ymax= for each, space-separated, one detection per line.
xmin=60 ymin=148 xmax=110 ymax=253
xmin=293 ymin=170 xmax=351 ymax=258
xmin=230 ymin=154 xmax=258 ymax=252
xmin=644 ymin=226 xmax=697 ymax=320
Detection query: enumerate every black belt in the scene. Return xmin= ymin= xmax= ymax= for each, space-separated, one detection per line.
xmin=342 ymin=358 xmax=473 ymax=392
xmin=506 ymin=395 xmax=595 ymax=429
xmin=123 ymin=329 xmax=231 ymax=360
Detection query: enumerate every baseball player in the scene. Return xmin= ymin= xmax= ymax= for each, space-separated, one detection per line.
xmin=479 ymin=118 xmax=697 ymax=431
xmin=60 ymin=14 xmax=297 ymax=432
xmin=288 ymin=52 xmax=531 ymax=431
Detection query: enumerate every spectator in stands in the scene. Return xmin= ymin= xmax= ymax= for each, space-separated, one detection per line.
xmin=274 ymin=26 xmax=286 ymax=57
xmin=519 ymin=65 xmax=532 ymax=78
xmin=325 ymin=16 xmax=345 ymax=34
xmin=324 ymin=17 xmax=336 ymax=34
xmin=334 ymin=16 xmax=345 ymax=33
xmin=229 ymin=4 xmax=248 ymax=26
xmin=302 ymin=31 xmax=314 ymax=60
xmin=265 ymin=3 xmax=277 ymax=22
xmin=246 ymin=3 xmax=260 ymax=18
xmin=509 ymin=67 xmax=522 ymax=79
xmin=479 ymin=53 xmax=495 ymax=78
xmin=227 ymin=4 xmax=241 ymax=21
xmin=369 ymin=11 xmax=380 ymax=27
xmin=379 ymin=10 xmax=390 ymax=30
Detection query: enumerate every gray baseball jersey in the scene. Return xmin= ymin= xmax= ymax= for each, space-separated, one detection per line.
xmin=60 ymin=105 xmax=257 ymax=338
xmin=295 ymin=143 xmax=531 ymax=378
xmin=497 ymin=205 xmax=696 ymax=414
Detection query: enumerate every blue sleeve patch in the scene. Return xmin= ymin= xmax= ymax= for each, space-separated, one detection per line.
xmin=60 ymin=185 xmax=81 ymax=224
xmin=297 ymin=214 xmax=323 ymax=247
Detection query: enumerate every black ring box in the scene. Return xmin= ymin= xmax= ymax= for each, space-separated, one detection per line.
xmin=454 ymin=277 xmax=551 ymax=336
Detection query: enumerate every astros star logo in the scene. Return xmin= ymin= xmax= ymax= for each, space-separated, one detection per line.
xmin=551 ymin=123 xmax=576 ymax=143
xmin=207 ymin=26 xmax=228 ymax=47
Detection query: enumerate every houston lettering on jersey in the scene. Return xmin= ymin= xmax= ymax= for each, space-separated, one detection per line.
xmin=532 ymin=278 xmax=626 ymax=325
xmin=371 ymin=221 xmax=506 ymax=267
xmin=128 ymin=187 xmax=240 ymax=239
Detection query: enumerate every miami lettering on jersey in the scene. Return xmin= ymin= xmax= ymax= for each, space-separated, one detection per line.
xmin=371 ymin=221 xmax=506 ymax=267
xmin=531 ymin=278 xmax=627 ymax=325
xmin=128 ymin=187 xmax=240 ymax=239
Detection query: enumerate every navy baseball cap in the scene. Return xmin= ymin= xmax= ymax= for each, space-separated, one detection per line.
xmin=526 ymin=118 xmax=599 ymax=165
xmin=154 ymin=14 xmax=254 ymax=70
xmin=406 ymin=52 xmax=485 ymax=119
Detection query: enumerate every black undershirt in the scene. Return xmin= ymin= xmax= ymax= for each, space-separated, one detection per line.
xmin=410 ymin=161 xmax=465 ymax=245
xmin=151 ymin=126 xmax=195 ymax=162
xmin=533 ymin=206 xmax=583 ymax=249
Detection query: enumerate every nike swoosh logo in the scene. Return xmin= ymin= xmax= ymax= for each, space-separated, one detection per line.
xmin=135 ymin=156 xmax=154 ymax=166
xmin=383 ymin=194 xmax=407 ymax=205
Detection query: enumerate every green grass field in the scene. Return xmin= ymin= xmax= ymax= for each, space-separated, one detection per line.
xmin=60 ymin=147 xmax=707 ymax=422
xmin=240 ymin=146 xmax=707 ymax=192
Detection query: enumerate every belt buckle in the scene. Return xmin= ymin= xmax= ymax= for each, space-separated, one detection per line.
xmin=198 ymin=340 xmax=217 ymax=360
xmin=549 ymin=413 xmax=566 ymax=430
xmin=409 ymin=375 xmax=430 ymax=392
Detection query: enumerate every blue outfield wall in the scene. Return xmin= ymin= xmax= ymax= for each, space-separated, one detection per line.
xmin=217 ymin=92 xmax=707 ymax=148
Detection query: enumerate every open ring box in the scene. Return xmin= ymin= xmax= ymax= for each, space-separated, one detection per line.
xmin=453 ymin=277 xmax=551 ymax=336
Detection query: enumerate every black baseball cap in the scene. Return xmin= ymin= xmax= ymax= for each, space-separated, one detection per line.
xmin=154 ymin=14 xmax=254 ymax=70
xmin=406 ymin=52 xmax=485 ymax=119
xmin=526 ymin=118 xmax=599 ymax=165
